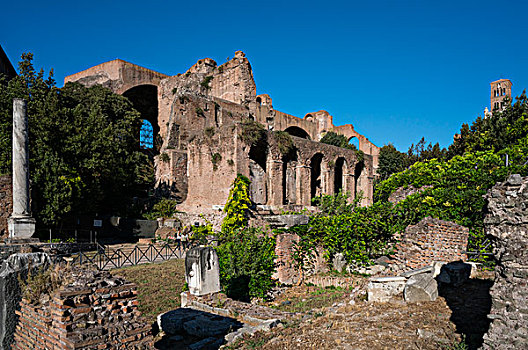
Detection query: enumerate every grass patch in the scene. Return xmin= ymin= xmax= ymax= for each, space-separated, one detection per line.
xmin=269 ymin=285 xmax=351 ymax=313
xmin=112 ymin=259 xmax=186 ymax=323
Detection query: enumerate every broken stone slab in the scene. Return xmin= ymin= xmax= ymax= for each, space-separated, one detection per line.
xmin=367 ymin=276 xmax=406 ymax=302
xmin=261 ymin=214 xmax=309 ymax=229
xmin=182 ymin=314 xmax=241 ymax=338
xmin=157 ymin=308 xmax=204 ymax=335
xmin=401 ymin=265 xmax=433 ymax=278
xmin=404 ymin=272 xmax=438 ymax=302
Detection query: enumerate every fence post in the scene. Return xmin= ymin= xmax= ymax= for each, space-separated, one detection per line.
xmin=49 ymin=228 xmax=52 ymax=243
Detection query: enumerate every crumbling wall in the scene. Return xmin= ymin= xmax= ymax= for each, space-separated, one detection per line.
xmin=12 ymin=267 xmax=152 ymax=350
xmin=482 ymin=174 xmax=528 ymax=348
xmin=390 ymin=217 xmax=469 ymax=272
xmin=0 ymin=253 xmax=50 ymax=350
xmin=0 ymin=175 xmax=12 ymax=240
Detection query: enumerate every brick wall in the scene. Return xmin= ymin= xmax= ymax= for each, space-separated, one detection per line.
xmin=273 ymin=233 xmax=328 ymax=285
xmin=390 ymin=217 xmax=469 ymax=272
xmin=0 ymin=175 xmax=12 ymax=240
xmin=12 ymin=268 xmax=152 ymax=349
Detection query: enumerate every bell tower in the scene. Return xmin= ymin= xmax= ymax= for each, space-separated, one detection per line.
xmin=490 ymin=79 xmax=512 ymax=113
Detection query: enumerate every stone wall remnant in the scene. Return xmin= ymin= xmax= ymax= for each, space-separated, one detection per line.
xmin=64 ymin=52 xmax=379 ymax=212
xmin=12 ymin=267 xmax=152 ymax=349
xmin=390 ymin=217 xmax=469 ymax=272
xmin=185 ymin=247 xmax=220 ymax=296
xmin=482 ymin=174 xmax=528 ymax=348
xmin=0 ymin=175 xmax=12 ymax=240
xmin=0 ymin=252 xmax=50 ymax=350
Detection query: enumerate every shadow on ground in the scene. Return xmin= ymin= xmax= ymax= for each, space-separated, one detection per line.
xmin=439 ymin=278 xmax=493 ymax=349
xmin=154 ymin=308 xmax=244 ymax=350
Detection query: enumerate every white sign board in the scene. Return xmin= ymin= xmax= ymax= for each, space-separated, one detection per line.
xmin=93 ymin=220 xmax=103 ymax=227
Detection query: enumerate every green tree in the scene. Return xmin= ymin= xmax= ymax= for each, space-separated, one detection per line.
xmin=0 ymin=53 xmax=152 ymax=227
xmin=377 ymin=143 xmax=406 ymax=180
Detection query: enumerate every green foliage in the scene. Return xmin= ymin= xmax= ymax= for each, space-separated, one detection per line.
xmin=320 ymin=132 xmax=353 ymax=149
xmin=216 ymin=227 xmax=276 ymax=301
xmin=195 ymin=107 xmax=205 ymax=117
xmin=0 ymin=53 xmax=151 ymax=226
xmin=273 ymin=130 xmax=294 ymax=156
xmin=377 ymin=143 xmax=407 ymax=181
xmin=143 ymin=199 xmax=179 ymax=220
xmin=205 ymin=126 xmax=215 ymax=138
xmin=217 ymin=66 xmax=224 ymax=74
xmin=159 ymin=153 xmax=170 ymax=163
xmin=221 ymin=174 xmax=251 ymax=236
xmin=448 ymin=93 xmax=528 ymax=157
xmin=191 ymin=222 xmax=213 ymax=245
xmin=311 ymin=190 xmax=358 ymax=216
xmin=211 ymin=152 xmax=222 ymax=171
xmin=200 ymin=76 xmax=213 ymax=90
xmin=238 ymin=119 xmax=267 ymax=146
xmin=320 ymin=131 xmax=364 ymax=161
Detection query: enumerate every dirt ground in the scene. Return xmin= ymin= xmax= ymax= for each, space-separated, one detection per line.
xmin=228 ymin=273 xmax=494 ymax=350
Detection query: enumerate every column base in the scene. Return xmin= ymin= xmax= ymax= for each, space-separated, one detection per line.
xmin=8 ymin=216 xmax=36 ymax=240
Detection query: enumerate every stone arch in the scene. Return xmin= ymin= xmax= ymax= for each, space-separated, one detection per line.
xmin=348 ymin=136 xmax=360 ymax=150
xmin=249 ymin=144 xmax=268 ymax=205
xmin=123 ymin=84 xmax=160 ymax=152
xmin=310 ymin=153 xmax=324 ymax=199
xmin=285 ymin=126 xmax=311 ymax=140
xmin=334 ymin=157 xmax=347 ymax=194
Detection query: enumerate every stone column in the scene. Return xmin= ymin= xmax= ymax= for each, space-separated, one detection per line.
xmin=296 ymin=165 xmax=311 ymax=206
xmin=267 ymin=159 xmax=283 ymax=206
xmin=8 ymin=99 xmax=36 ymax=240
xmin=344 ymin=173 xmax=355 ymax=202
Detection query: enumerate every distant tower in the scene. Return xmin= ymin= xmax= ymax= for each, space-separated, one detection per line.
xmin=490 ymin=79 xmax=512 ymax=113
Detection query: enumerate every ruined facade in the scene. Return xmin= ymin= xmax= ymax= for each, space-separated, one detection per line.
xmin=65 ymin=51 xmax=379 ymax=212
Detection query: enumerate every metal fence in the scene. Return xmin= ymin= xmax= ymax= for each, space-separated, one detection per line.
xmin=0 ymin=241 xmax=196 ymax=270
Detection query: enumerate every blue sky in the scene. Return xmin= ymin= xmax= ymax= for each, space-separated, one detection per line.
xmin=2 ymin=0 xmax=527 ymax=151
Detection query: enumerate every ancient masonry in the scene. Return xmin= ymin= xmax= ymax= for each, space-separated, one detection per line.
xmin=64 ymin=51 xmax=380 ymax=212
xmin=490 ymin=78 xmax=512 ymax=113
xmin=482 ymin=174 xmax=528 ymax=349
xmin=12 ymin=268 xmax=152 ymax=349
xmin=0 ymin=175 xmax=12 ymax=239
xmin=389 ymin=217 xmax=469 ymax=272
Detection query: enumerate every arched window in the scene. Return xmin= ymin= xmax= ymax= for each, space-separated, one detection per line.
xmin=140 ymin=120 xmax=154 ymax=149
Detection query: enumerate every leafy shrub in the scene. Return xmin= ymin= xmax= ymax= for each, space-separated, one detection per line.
xmin=195 ymin=107 xmax=205 ymax=117
xmin=238 ymin=119 xmax=266 ymax=147
xmin=200 ymin=76 xmax=213 ymax=90
xmin=144 ymin=198 xmax=179 ymax=220
xmin=211 ymin=153 xmax=222 ymax=171
xmin=216 ymin=227 xmax=276 ymax=301
xmin=191 ymin=223 xmax=213 ymax=245
xmin=273 ymin=131 xmax=294 ymax=156
xmin=221 ymin=174 xmax=251 ymax=237
xmin=205 ymin=127 xmax=215 ymax=138
xmin=159 ymin=152 xmax=170 ymax=163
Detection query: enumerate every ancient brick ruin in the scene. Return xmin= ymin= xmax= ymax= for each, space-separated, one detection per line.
xmin=12 ymin=267 xmax=152 ymax=349
xmin=0 ymin=175 xmax=13 ymax=239
xmin=64 ymin=51 xmax=379 ymax=214
xmin=390 ymin=217 xmax=469 ymax=272
xmin=482 ymin=174 xmax=528 ymax=348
